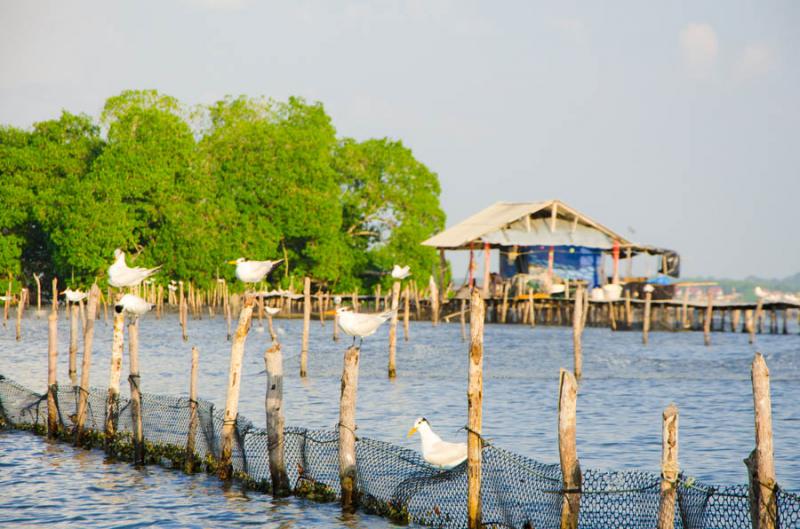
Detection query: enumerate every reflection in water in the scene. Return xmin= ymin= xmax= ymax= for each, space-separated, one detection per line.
xmin=0 ymin=313 xmax=798 ymax=527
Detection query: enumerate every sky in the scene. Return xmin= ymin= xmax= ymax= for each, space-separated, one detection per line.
xmin=1 ymin=0 xmax=798 ymax=279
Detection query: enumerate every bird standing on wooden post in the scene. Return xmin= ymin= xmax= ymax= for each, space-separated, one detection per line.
xmin=228 ymin=257 xmax=283 ymax=285
xmin=108 ymin=248 xmax=161 ymax=288
xmin=336 ymin=307 xmax=394 ymax=348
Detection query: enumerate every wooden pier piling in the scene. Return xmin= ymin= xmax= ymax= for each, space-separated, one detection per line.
xmin=403 ymin=284 xmax=410 ymax=341
xmin=74 ymin=285 xmax=99 ymax=445
xmin=429 ymin=276 xmax=439 ymax=326
xmin=69 ymin=303 xmax=79 ymax=385
xmin=704 ymin=292 xmax=714 ymax=346
xmin=128 ymin=318 xmax=144 ymax=466
xmin=219 ymin=296 xmax=254 ymax=480
xmin=745 ymin=353 xmax=777 ymax=529
xmin=185 ymin=346 xmax=199 ymax=474
xmin=572 ymin=287 xmax=585 ymax=380
xmin=388 ymin=281 xmax=400 ymax=378
xmin=333 ymin=296 xmax=340 ymax=342
xmin=338 ymin=345 xmax=360 ymax=511
xmin=265 ymin=341 xmax=290 ymax=497
xmin=47 ymin=312 xmax=58 ymax=438
xmin=642 ymin=290 xmax=652 ymax=346
xmin=558 ymin=368 xmax=581 ymax=529
xmin=467 ymin=288 xmax=485 ymax=529
xmin=300 ymin=276 xmax=310 ymax=378
xmin=105 ymin=311 xmax=125 ymax=452
xmin=657 ymin=404 xmax=679 ymax=529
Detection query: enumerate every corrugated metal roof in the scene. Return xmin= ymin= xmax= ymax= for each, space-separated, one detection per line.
xmin=422 ymin=200 xmax=632 ymax=249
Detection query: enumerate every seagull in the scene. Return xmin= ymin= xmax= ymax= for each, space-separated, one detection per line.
xmin=408 ymin=417 xmax=467 ymax=469
xmin=115 ymin=294 xmax=154 ymax=316
xmin=265 ymin=306 xmax=281 ymax=316
xmin=108 ymin=249 xmax=161 ymax=288
xmin=391 ymin=265 xmax=411 ymax=280
xmin=62 ymin=289 xmax=87 ymax=303
xmin=228 ymin=258 xmax=283 ymax=284
xmin=336 ymin=307 xmax=395 ymax=347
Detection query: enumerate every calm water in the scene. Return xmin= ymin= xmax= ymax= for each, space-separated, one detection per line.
xmin=0 ymin=309 xmax=798 ymax=527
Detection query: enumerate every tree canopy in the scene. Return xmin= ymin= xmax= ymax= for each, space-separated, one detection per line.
xmin=0 ymin=90 xmax=445 ymax=291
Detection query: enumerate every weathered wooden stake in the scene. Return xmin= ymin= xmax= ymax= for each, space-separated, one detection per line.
xmin=403 ymin=284 xmax=410 ymax=341
xmin=105 ymin=311 xmax=125 ymax=451
xmin=429 ymin=276 xmax=439 ymax=325
xmin=128 ymin=318 xmax=144 ymax=466
xmin=339 ymin=345 xmax=361 ymax=511
xmin=745 ymin=353 xmax=777 ymax=529
xmin=34 ymin=274 xmax=42 ymax=315
xmin=265 ymin=342 xmax=291 ymax=497
xmin=185 ymin=346 xmax=199 ymax=473
xmin=558 ymin=368 xmax=581 ymax=529
xmin=704 ymin=291 xmax=714 ymax=346
xmin=572 ymin=287 xmax=585 ymax=380
xmin=218 ymin=296 xmax=255 ymax=480
xmin=301 ymin=277 xmax=310 ymax=377
xmin=15 ymin=288 xmax=26 ymax=340
xmin=47 ymin=312 xmax=59 ymax=438
xmin=388 ymin=281 xmax=401 ymax=378
xmin=467 ymin=289 xmax=485 ymax=529
xmin=528 ymin=286 xmax=536 ymax=329
xmin=657 ymin=404 xmax=679 ymax=529
xmin=74 ymin=285 xmax=99 ymax=444
xmin=68 ymin=303 xmax=79 ymax=385
xmin=333 ymin=296 xmax=341 ymax=342
xmin=51 ymin=277 xmax=58 ymax=315
xmin=642 ymin=291 xmax=653 ymax=345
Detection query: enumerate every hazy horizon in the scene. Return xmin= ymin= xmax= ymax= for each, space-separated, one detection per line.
xmin=2 ymin=1 xmax=798 ymax=280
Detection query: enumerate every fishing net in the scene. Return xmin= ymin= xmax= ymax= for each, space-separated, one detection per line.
xmin=1 ymin=374 xmax=797 ymax=529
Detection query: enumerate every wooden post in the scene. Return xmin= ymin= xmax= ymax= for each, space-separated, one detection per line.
xmin=339 ymin=345 xmax=360 ymax=511
xmin=429 ymin=276 xmax=439 ymax=325
xmin=374 ymin=283 xmax=381 ymax=311
xmin=265 ymin=341 xmax=290 ymax=497
xmin=624 ymin=289 xmax=632 ymax=328
xmin=352 ymin=289 xmax=359 ymax=312
xmin=413 ymin=280 xmax=422 ymax=320
xmin=318 ymin=289 xmax=325 ymax=326
xmin=128 ymin=318 xmax=144 ymax=466
xmin=47 ymin=312 xmax=58 ymax=438
xmin=467 ymin=289 xmax=485 ymax=529
xmin=403 ymin=284 xmax=410 ymax=341
xmin=704 ymin=291 xmax=714 ymax=346
xmin=572 ymin=287 xmax=584 ymax=380
xmin=500 ymin=281 xmax=509 ymax=324
xmin=74 ymin=285 xmax=99 ymax=444
xmin=745 ymin=353 xmax=777 ymax=529
xmin=105 ymin=311 xmax=125 ymax=451
xmin=558 ymin=368 xmax=581 ymax=529
xmin=482 ymin=242 xmax=491 ymax=298
xmin=68 ymin=303 xmax=79 ymax=385
xmin=15 ymin=288 xmax=26 ymax=340
xmin=733 ymin=309 xmax=742 ymax=333
xmin=185 ymin=346 xmax=199 ymax=474
xmin=681 ymin=289 xmax=690 ymax=329
xmin=460 ymin=298 xmax=467 ymax=341
xmin=658 ymin=404 xmax=679 ymax=529
xmin=301 ymin=277 xmax=311 ymax=377
xmin=218 ymin=296 xmax=254 ymax=480
xmin=388 ymin=281 xmax=400 ymax=378
xmin=746 ymin=310 xmax=756 ymax=345
xmin=333 ymin=296 xmax=341 ymax=342
xmin=51 ymin=277 xmax=58 ymax=315
xmin=34 ymin=274 xmax=42 ymax=315
xmin=755 ymin=299 xmax=764 ymax=334
xmin=225 ymin=289 xmax=232 ymax=341
xmin=529 ymin=286 xmax=536 ymax=329
xmin=643 ymin=291 xmax=652 ymax=345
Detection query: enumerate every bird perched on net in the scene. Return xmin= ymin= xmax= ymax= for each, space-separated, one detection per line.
xmin=228 ymin=257 xmax=283 ymax=285
xmin=336 ymin=307 xmax=395 ymax=347
xmin=408 ymin=417 xmax=467 ymax=469
xmin=108 ymin=249 xmax=161 ymax=288
xmin=62 ymin=288 xmax=87 ymax=303
xmin=391 ymin=264 xmax=411 ymax=280
xmin=115 ymin=294 xmax=154 ymax=318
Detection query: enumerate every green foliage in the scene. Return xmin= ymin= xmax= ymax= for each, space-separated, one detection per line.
xmin=0 ymin=90 xmax=446 ymax=290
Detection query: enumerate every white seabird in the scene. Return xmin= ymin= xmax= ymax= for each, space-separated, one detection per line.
xmin=62 ymin=288 xmax=87 ymax=303
xmin=115 ymin=294 xmax=154 ymax=316
xmin=408 ymin=417 xmax=467 ymax=469
xmin=336 ymin=307 xmax=395 ymax=346
xmin=228 ymin=258 xmax=283 ymax=284
xmin=108 ymin=249 xmax=161 ymax=288
xmin=391 ymin=265 xmax=411 ymax=280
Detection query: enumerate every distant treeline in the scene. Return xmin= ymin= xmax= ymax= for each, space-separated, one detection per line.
xmin=0 ymin=90 xmax=446 ymax=291
xmin=685 ymin=273 xmax=800 ymax=302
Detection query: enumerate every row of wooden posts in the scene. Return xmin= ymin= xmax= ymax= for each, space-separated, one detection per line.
xmin=40 ymin=281 xmax=782 ymax=529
